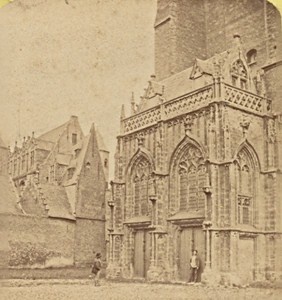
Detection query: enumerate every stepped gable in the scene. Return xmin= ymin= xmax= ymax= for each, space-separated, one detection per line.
xmin=39 ymin=183 xmax=75 ymax=220
xmin=0 ymin=175 xmax=21 ymax=214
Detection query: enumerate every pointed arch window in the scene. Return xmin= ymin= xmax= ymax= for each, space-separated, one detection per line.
xmin=179 ymin=164 xmax=188 ymax=211
xmin=175 ymin=146 xmax=208 ymax=212
xmin=235 ymin=149 xmax=255 ymax=225
xmin=231 ymin=59 xmax=248 ymax=90
xmin=132 ymin=158 xmax=151 ymax=217
xmin=246 ymin=49 xmax=257 ymax=66
xmin=134 ymin=175 xmax=140 ymax=215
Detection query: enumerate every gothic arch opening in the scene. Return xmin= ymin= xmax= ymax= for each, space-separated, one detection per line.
xmin=231 ymin=59 xmax=248 ymax=90
xmin=234 ymin=145 xmax=259 ymax=226
xmin=246 ymin=49 xmax=257 ymax=65
xmin=128 ymin=154 xmax=153 ymax=218
xmin=169 ymin=142 xmax=208 ymax=214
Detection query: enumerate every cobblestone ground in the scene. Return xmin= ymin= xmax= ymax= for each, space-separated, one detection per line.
xmin=0 ymin=280 xmax=280 ymax=300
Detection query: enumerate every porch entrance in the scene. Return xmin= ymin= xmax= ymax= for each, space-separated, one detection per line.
xmin=178 ymin=227 xmax=205 ymax=282
xmin=134 ymin=230 xmax=150 ymax=278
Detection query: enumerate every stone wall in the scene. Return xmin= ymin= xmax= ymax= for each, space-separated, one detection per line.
xmin=74 ymin=218 xmax=106 ymax=266
xmin=0 ymin=213 xmax=75 ymax=268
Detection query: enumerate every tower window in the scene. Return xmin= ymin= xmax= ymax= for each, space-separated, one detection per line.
xmin=246 ymin=49 xmax=257 ymax=65
xmin=104 ymin=158 xmax=108 ymax=168
xmin=72 ymin=133 xmax=77 ymax=145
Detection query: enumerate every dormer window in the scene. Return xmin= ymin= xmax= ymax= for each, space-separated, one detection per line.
xmin=72 ymin=133 xmax=77 ymax=145
xmin=246 ymin=49 xmax=257 ymax=66
xmin=231 ymin=59 xmax=248 ymax=90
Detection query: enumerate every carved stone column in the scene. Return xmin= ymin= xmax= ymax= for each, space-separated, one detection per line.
xmin=203 ymin=221 xmax=212 ymax=270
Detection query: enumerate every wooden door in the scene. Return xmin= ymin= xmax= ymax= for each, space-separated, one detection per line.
xmin=238 ymin=238 xmax=254 ymax=283
xmin=134 ymin=230 xmax=150 ymax=278
xmin=179 ymin=227 xmax=205 ymax=282
xmin=179 ymin=229 xmax=193 ymax=281
xmin=193 ymin=227 xmax=205 ymax=281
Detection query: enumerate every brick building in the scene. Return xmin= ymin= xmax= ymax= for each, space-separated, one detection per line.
xmin=107 ymin=0 xmax=282 ymax=284
xmin=0 ymin=116 xmax=109 ymax=268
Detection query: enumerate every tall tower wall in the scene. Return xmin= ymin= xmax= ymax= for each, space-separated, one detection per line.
xmin=155 ymin=0 xmax=282 ymax=80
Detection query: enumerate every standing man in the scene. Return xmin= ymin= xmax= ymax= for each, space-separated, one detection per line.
xmin=189 ymin=250 xmax=200 ymax=283
xmin=91 ymin=252 xmax=102 ymax=286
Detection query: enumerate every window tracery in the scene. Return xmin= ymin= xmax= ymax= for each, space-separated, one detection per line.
xmin=131 ymin=157 xmax=151 ymax=217
xmin=235 ymin=148 xmax=255 ymax=225
xmin=175 ymin=145 xmax=207 ymax=212
xmin=231 ymin=59 xmax=248 ymax=90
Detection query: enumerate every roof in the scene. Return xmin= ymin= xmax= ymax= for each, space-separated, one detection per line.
xmin=160 ymin=66 xmax=195 ymax=101
xmin=38 ymin=116 xmax=80 ymax=144
xmin=39 ymin=183 xmax=75 ymax=220
xmin=96 ymin=129 xmax=108 ymax=152
xmin=34 ymin=138 xmax=54 ymax=151
xmin=56 ymin=153 xmax=72 ymax=166
xmin=64 ymin=133 xmax=91 ymax=186
xmin=0 ymin=175 xmax=21 ymax=214
xmin=38 ymin=122 xmax=68 ymax=143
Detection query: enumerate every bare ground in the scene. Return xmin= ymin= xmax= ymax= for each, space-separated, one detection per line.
xmin=0 ymin=279 xmax=281 ymax=300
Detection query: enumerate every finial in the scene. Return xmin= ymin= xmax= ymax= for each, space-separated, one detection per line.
xmin=130 ymin=92 xmax=136 ymax=115
xmin=233 ymin=33 xmax=241 ymax=47
xmin=120 ymin=104 xmax=125 ymax=120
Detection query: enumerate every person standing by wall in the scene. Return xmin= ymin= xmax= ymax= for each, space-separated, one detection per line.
xmin=189 ymin=250 xmax=200 ymax=283
xmin=91 ymin=252 xmax=102 ymax=286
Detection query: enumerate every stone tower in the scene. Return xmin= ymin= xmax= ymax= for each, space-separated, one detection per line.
xmin=155 ymin=0 xmax=282 ymax=81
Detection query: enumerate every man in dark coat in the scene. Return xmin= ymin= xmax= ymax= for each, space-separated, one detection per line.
xmin=91 ymin=252 xmax=102 ymax=286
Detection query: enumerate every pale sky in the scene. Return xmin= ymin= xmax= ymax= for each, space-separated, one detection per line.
xmin=0 ymin=0 xmax=281 ymax=178
xmin=0 ymin=0 xmax=156 ymax=178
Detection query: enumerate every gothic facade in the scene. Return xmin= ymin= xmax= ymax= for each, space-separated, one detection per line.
xmin=107 ymin=0 xmax=282 ymax=284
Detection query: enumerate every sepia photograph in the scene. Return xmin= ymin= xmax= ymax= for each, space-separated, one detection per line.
xmin=0 ymin=0 xmax=282 ymax=299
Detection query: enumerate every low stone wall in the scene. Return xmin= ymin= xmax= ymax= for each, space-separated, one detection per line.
xmin=0 ymin=213 xmax=75 ymax=269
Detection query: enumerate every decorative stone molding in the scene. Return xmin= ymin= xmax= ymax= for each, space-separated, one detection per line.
xmin=202 ymin=185 xmax=212 ymax=195
xmin=240 ymin=116 xmax=251 ymax=137
xmin=183 ymin=114 xmax=194 ymax=134
xmin=136 ymin=132 xmax=145 ymax=147
xmin=225 ymin=84 xmax=264 ymax=114
xmin=267 ymin=118 xmax=276 ymax=143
